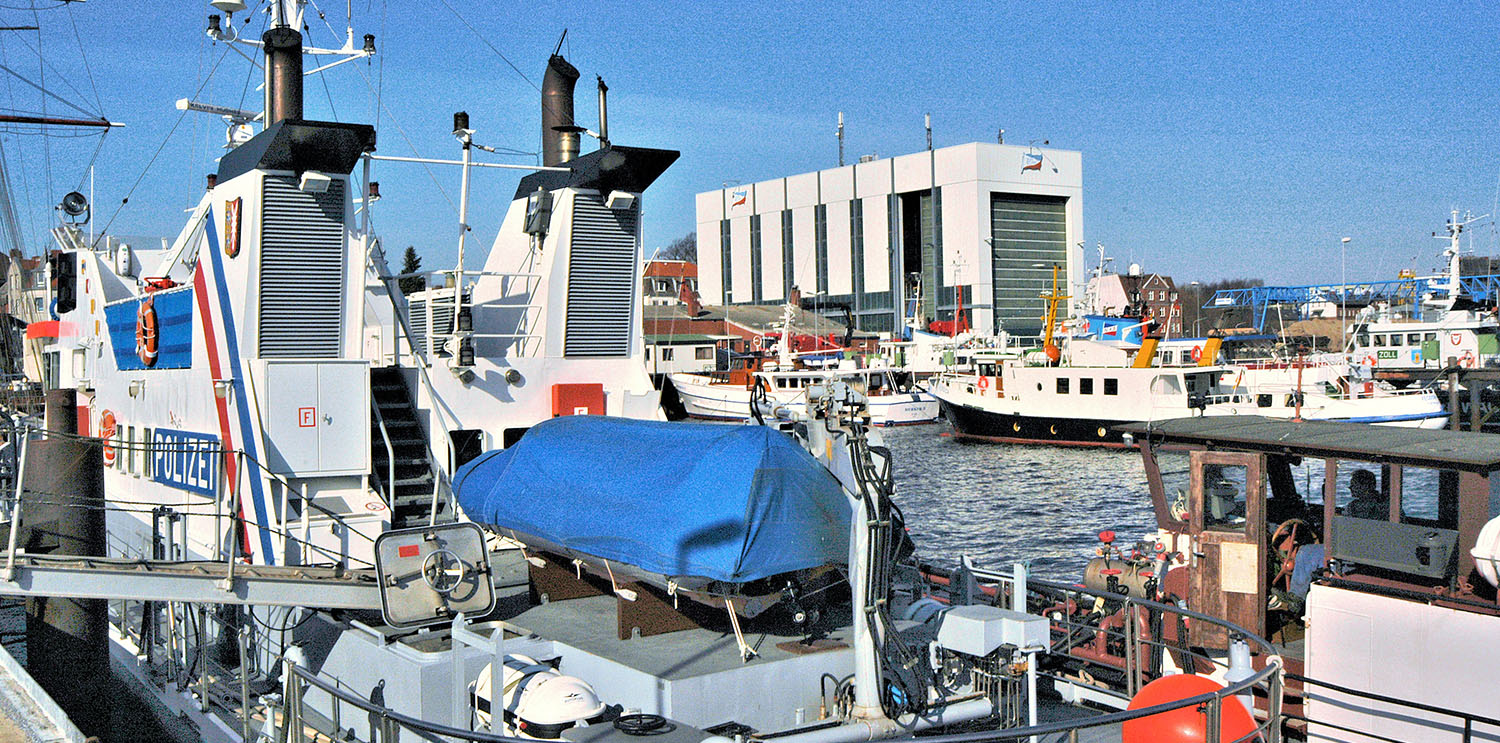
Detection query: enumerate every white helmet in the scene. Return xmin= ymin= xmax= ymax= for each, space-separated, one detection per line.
xmin=474 ymin=655 xmax=607 ymax=739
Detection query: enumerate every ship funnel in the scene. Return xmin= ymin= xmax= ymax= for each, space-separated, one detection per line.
xmin=542 ymin=52 xmax=580 ymax=166
xmin=263 ymin=26 xmax=304 ymax=125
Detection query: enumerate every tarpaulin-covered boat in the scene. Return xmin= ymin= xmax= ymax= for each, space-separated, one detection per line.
xmin=454 ymin=416 xmax=853 ymax=615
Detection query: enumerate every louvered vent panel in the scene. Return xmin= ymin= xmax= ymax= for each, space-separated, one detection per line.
xmin=408 ymin=297 xmax=428 ymax=360
xmin=259 ymin=177 xmax=346 ymax=358
xmin=565 ymin=196 xmax=638 ymax=357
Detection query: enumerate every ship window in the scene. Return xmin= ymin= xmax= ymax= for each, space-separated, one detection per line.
xmin=1407 ymin=333 xmax=1422 ymax=345
xmin=502 ymin=427 xmax=529 ymax=448
xmin=661 ymin=348 xmax=674 ymax=361
xmin=1056 ymin=378 xmax=1069 ymax=394
xmin=142 ymin=428 xmax=152 ymax=478
xmin=776 ymin=378 xmax=788 ymax=389
xmin=1150 ymin=375 xmax=1183 ymax=396
xmin=1357 ymin=333 xmax=1369 ymax=347
xmin=1257 ymin=394 xmax=1272 ymax=408
xmin=1373 ymin=335 xmax=1386 ymax=347
xmin=696 ymin=347 xmax=713 ymax=360
xmin=1104 ymin=378 xmax=1118 ymax=395
xmin=126 ymin=426 xmax=136 ymax=475
xmin=1424 ymin=332 xmax=1437 ymax=342
xmin=1203 ymin=463 xmax=1249 ymax=531
xmin=1079 ymin=378 xmax=1094 ymax=395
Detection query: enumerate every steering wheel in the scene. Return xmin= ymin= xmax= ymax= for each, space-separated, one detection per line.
xmin=1269 ymin=518 xmax=1313 ymax=591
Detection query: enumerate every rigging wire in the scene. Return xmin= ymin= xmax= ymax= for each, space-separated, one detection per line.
xmin=0 ymin=63 xmax=101 ymax=120
xmin=2 ymin=25 xmax=101 ymax=119
xmin=63 ymin=1 xmax=99 ymax=113
xmin=92 ymin=42 xmax=236 ymax=247
xmin=27 ymin=9 xmax=51 ymax=218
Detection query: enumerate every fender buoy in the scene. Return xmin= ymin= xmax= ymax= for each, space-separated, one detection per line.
xmin=136 ymin=297 xmax=159 ymax=367
xmin=1190 ymin=346 xmax=1202 ymax=362
xmin=1122 ymin=674 xmax=1256 ymax=743
xmin=99 ymin=410 xmax=117 ymax=467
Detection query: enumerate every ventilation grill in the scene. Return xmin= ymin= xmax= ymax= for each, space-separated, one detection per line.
xmin=565 ymin=195 xmax=638 ymax=357
xmin=403 ymin=290 xmax=464 ymax=359
xmin=259 ymin=176 xmax=346 ymax=357
xmin=408 ymin=297 xmax=428 ymax=359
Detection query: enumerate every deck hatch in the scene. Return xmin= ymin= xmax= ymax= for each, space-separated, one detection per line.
xmin=564 ymin=194 xmax=637 ymax=357
xmin=258 ymin=175 xmax=346 ymax=358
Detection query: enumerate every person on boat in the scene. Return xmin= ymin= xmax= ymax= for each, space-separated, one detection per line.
xmin=1345 ymin=469 xmax=1387 ymax=519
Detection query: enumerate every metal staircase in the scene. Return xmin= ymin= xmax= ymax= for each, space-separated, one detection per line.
xmin=370 ymin=366 xmax=450 ymax=528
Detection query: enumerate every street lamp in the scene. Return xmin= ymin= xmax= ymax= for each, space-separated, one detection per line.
xmin=1189 ymin=281 xmax=1202 ymax=336
xmin=1341 ymin=236 xmax=1352 ymax=353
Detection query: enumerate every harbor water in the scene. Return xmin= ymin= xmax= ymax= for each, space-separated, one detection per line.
xmin=884 ymin=424 xmax=1156 ymax=580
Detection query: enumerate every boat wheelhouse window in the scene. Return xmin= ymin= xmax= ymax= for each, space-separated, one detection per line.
xmin=696 ymin=347 xmax=713 ymax=360
xmin=1374 ymin=334 xmax=1386 ymax=347
xmin=1056 ymin=378 xmax=1069 ymax=394
xmin=661 ymin=348 xmax=674 ymax=361
xmin=1334 ymin=464 xmax=1385 ymax=519
xmin=1203 ymin=463 xmax=1249 ymax=531
xmin=1357 ymin=333 xmax=1369 ymax=347
xmin=1079 ymin=378 xmax=1094 ymax=395
xmin=1184 ymin=375 xmax=1198 ymax=392
xmin=776 ymin=377 xmax=788 ymax=389
xmin=1257 ymin=394 xmax=1272 ymax=408
xmin=1104 ymin=378 xmax=1118 ymax=395
xmin=1407 ymin=333 xmax=1422 ymax=345
xmin=1150 ymin=375 xmax=1183 ymax=396
xmin=1424 ymin=332 xmax=1437 ymax=342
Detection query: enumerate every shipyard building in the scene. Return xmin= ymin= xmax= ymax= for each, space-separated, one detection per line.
xmin=696 ymin=142 xmax=1083 ymax=339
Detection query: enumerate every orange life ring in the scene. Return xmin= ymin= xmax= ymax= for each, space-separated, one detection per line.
xmin=1362 ymin=355 xmax=1375 ymax=367
xmin=136 ymin=297 xmax=159 ymax=367
xmin=1190 ymin=345 xmax=1202 ymax=362
xmin=977 ymin=376 xmax=990 ymax=391
xmin=99 ymin=410 xmax=117 ymax=466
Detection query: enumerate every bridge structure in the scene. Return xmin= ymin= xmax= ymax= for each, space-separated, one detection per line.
xmin=1204 ymin=273 xmax=1500 ymax=330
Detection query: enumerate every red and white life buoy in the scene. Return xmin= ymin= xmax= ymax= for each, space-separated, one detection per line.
xmin=1362 ymin=354 xmax=1376 ymax=367
xmin=977 ymin=376 xmax=990 ymax=391
xmin=751 ymin=335 xmax=763 ymax=351
xmin=136 ymin=297 xmax=159 ymax=367
xmin=1190 ymin=345 xmax=1203 ymax=362
xmin=99 ymin=410 xmax=117 ymax=467
xmin=1462 ymin=351 xmax=1476 ymax=368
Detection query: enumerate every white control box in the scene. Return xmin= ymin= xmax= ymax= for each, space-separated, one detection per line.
xmin=936 ymin=604 xmax=1049 ymax=656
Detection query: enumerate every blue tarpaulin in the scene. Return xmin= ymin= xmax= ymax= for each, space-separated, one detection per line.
xmin=455 ymin=416 xmax=851 ymax=584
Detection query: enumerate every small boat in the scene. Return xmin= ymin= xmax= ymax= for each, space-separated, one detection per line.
xmin=670 ymin=304 xmax=940 ymax=426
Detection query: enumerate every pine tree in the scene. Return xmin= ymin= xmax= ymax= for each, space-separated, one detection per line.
xmin=399 ymin=246 xmax=424 ymax=295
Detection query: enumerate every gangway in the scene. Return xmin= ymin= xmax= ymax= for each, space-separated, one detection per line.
xmin=0 ymin=548 xmax=526 ymax=610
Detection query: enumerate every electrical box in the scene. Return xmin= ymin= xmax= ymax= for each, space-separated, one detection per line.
xmin=263 ymin=360 xmax=371 ymax=476
xmin=936 ymin=605 xmax=1049 ymax=656
xmin=552 ymin=383 xmax=604 ymax=417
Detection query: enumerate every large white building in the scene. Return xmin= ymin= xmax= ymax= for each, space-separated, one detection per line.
xmin=696 ymin=142 xmax=1083 ymax=339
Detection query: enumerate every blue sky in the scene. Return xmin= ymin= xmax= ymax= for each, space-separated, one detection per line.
xmin=1 ymin=2 xmax=1497 ymax=286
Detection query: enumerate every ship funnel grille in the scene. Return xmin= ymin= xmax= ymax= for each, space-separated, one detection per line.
xmin=564 ymin=194 xmax=638 ymax=357
xmin=259 ymin=176 xmax=347 ymax=357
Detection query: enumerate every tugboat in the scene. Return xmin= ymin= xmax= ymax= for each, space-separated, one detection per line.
xmin=1098 ymin=415 xmax=1500 ymax=740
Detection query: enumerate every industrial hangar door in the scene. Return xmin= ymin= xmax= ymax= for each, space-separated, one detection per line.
xmin=990 ymin=194 xmax=1066 ymax=339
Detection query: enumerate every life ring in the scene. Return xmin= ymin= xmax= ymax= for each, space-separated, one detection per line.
xmin=977 ymin=376 xmax=990 ymax=391
xmin=136 ymin=297 xmax=159 ymax=367
xmin=1049 ymin=424 xmax=1058 ymax=435
xmin=1190 ymin=346 xmax=1202 ymax=362
xmin=1362 ymin=355 xmax=1375 ymax=367
xmin=99 ymin=410 xmax=117 ymax=466
xmin=1461 ymin=351 xmax=1475 ymax=368
xmin=1012 ymin=422 xmax=1021 ymax=432
xmin=751 ymin=335 xmax=763 ymax=351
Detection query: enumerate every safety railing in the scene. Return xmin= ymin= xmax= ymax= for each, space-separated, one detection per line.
xmin=956 ymin=564 xmax=1286 ymax=743
xmin=1284 ymin=671 xmax=1500 ymax=743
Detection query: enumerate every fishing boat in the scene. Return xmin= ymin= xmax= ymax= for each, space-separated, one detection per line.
xmin=1087 ymin=415 xmax=1500 ymax=741
xmin=669 ymin=304 xmax=940 ymax=426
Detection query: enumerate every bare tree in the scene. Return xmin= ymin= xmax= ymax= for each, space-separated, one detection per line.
xmin=657 ymin=232 xmax=696 ymax=262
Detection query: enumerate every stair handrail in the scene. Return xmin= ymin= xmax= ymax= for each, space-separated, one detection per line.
xmin=370 ymin=399 xmax=396 ymax=506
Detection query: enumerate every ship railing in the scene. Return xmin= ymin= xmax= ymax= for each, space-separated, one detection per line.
xmin=1281 ymin=671 xmax=1500 ymax=743
xmin=370 ymin=400 xmax=397 ymax=507
xmin=955 ymin=563 xmax=1286 ymax=742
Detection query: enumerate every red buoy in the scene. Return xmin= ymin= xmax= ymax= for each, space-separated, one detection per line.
xmin=1122 ymin=675 xmax=1258 ymax=743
